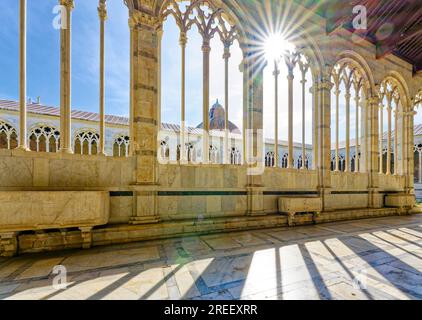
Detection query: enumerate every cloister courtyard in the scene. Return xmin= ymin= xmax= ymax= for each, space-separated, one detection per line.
xmin=1 ymin=0 xmax=422 ymax=302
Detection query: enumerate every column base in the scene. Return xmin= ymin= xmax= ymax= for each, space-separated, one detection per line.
xmin=0 ymin=232 xmax=19 ymax=257
xmin=61 ymin=148 xmax=74 ymax=154
xmin=129 ymin=216 xmax=160 ymax=225
xmin=16 ymin=145 xmax=29 ymax=152
xmin=79 ymin=227 xmax=93 ymax=249
xmin=247 ymin=186 xmax=265 ymax=216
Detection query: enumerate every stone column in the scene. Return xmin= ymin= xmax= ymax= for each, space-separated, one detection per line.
xmin=404 ymin=109 xmax=416 ymax=194
xmin=241 ymin=52 xmax=248 ymax=164
xmin=393 ymin=98 xmax=399 ymax=175
xmin=379 ymin=100 xmax=384 ymax=174
xmin=202 ymin=39 xmax=211 ymax=164
xmin=287 ymin=69 xmax=294 ymax=168
xmin=334 ymin=88 xmax=340 ymax=171
xmin=59 ymin=0 xmax=74 ymax=154
xmin=273 ymin=62 xmax=280 ymax=167
xmin=386 ymin=94 xmax=393 ymax=175
xmin=18 ymin=0 xmax=28 ymax=150
xmin=98 ymin=0 xmax=107 ymax=156
xmin=180 ymin=32 xmax=187 ymax=162
xmin=301 ymin=72 xmax=307 ymax=169
xmin=355 ymin=90 xmax=360 ymax=172
xmin=419 ymin=151 xmax=421 ymax=184
xmin=316 ymin=74 xmax=333 ymax=209
xmin=128 ymin=16 xmax=135 ymax=156
xmin=311 ymin=84 xmax=318 ymax=170
xmin=367 ymin=95 xmax=382 ymax=208
xmin=345 ymin=87 xmax=351 ymax=172
xmin=245 ymin=53 xmax=265 ymax=216
xmin=223 ymin=45 xmax=230 ymax=165
xmin=129 ymin=11 xmax=160 ymax=225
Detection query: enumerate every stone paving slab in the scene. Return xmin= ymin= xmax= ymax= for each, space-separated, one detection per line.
xmin=1 ymin=214 xmax=422 ymax=300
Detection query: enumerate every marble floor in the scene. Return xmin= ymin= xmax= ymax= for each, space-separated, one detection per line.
xmin=1 ymin=214 xmax=422 ymax=300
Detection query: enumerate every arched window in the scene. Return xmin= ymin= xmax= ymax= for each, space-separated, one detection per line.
xmin=351 ymin=153 xmax=361 ymax=173
xmin=74 ymin=130 xmax=100 ymax=155
xmin=160 ymin=0 xmax=243 ymax=164
xmin=29 ymin=125 xmax=60 ymax=153
xmin=160 ymin=140 xmax=170 ymax=161
xmin=0 ymin=120 xmax=18 ymax=150
xmin=281 ymin=153 xmax=288 ymax=169
xmin=209 ymin=145 xmax=219 ymax=164
xmin=113 ymin=135 xmax=130 ymax=157
xmin=265 ymin=151 xmax=275 ymax=167
xmin=379 ymin=79 xmax=404 ymax=175
xmin=331 ymin=62 xmax=365 ymax=173
xmin=339 ymin=155 xmax=346 ymax=172
xmin=297 ymin=155 xmax=309 ymax=170
xmin=414 ymin=144 xmax=422 ymax=184
xmin=187 ymin=143 xmax=195 ymax=162
xmin=263 ymin=40 xmax=315 ymax=170
xmin=230 ymin=147 xmax=241 ymax=165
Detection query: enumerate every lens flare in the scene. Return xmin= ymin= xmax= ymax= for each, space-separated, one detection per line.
xmin=264 ymin=33 xmax=294 ymax=62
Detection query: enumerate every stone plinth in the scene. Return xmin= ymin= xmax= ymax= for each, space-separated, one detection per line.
xmin=385 ymin=194 xmax=416 ymax=210
xmin=0 ymin=191 xmax=110 ymax=256
xmin=278 ymin=197 xmax=322 ymax=226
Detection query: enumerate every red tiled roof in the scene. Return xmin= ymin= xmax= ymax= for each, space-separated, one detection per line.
xmin=0 ymin=99 xmax=220 ymax=134
xmin=2 ymin=99 xmax=422 ymax=138
xmin=0 ymin=99 xmax=129 ymax=126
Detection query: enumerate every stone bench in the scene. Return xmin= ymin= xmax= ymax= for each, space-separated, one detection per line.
xmin=0 ymin=191 xmax=110 ymax=256
xmin=278 ymin=196 xmax=323 ymax=226
xmin=385 ymin=193 xmax=416 ymax=213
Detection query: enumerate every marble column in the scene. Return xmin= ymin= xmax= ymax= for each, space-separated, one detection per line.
xmin=393 ymin=99 xmax=399 ymax=175
xmin=98 ymin=0 xmax=107 ymax=156
xmin=404 ymin=110 xmax=416 ymax=194
xmin=354 ymin=91 xmax=360 ymax=172
xmin=223 ymin=45 xmax=231 ymax=165
xmin=241 ymin=53 xmax=248 ymax=164
xmin=301 ymin=74 xmax=307 ymax=169
xmin=202 ymin=39 xmax=211 ymax=164
xmin=367 ymin=95 xmax=382 ymax=208
xmin=246 ymin=54 xmax=265 ymax=216
xmin=287 ymin=69 xmax=294 ymax=168
xmin=180 ymin=32 xmax=187 ymax=162
xmin=18 ymin=0 xmax=27 ymax=150
xmin=345 ymin=88 xmax=351 ymax=172
xmin=59 ymin=0 xmax=74 ymax=154
xmin=128 ymin=16 xmax=135 ymax=156
xmin=316 ymin=75 xmax=333 ymax=209
xmin=311 ymin=85 xmax=318 ymax=170
xmin=334 ymin=88 xmax=340 ymax=171
xmin=386 ymin=94 xmax=392 ymax=175
xmin=273 ymin=62 xmax=280 ymax=167
xmin=129 ymin=11 xmax=160 ymax=225
xmin=379 ymin=101 xmax=384 ymax=174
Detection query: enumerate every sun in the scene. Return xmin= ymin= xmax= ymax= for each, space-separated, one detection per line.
xmin=264 ymin=33 xmax=294 ymax=62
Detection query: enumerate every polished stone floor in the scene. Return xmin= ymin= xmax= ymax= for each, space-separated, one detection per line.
xmin=1 ymin=214 xmax=422 ymax=300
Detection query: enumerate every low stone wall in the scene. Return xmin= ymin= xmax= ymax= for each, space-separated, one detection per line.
xmin=0 ymin=150 xmax=134 ymax=224
xmin=0 ymin=191 xmax=110 ymax=232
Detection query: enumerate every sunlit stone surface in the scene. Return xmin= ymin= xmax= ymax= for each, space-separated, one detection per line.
xmin=1 ymin=214 xmax=421 ymax=300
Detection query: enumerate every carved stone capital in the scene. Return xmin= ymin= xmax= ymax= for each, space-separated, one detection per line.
xmin=366 ymin=96 xmax=380 ymax=105
xmin=98 ymin=0 xmax=107 ymax=21
xmin=60 ymin=0 xmax=74 ymax=10
xmin=317 ymin=80 xmax=333 ymax=92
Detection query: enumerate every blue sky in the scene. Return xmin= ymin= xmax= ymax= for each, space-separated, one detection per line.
xmin=1 ymin=1 xmax=407 ymax=142
xmin=0 ymin=0 xmax=129 ymax=117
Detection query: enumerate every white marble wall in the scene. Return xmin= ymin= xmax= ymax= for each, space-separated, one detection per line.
xmin=0 ymin=111 xmax=128 ymax=156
